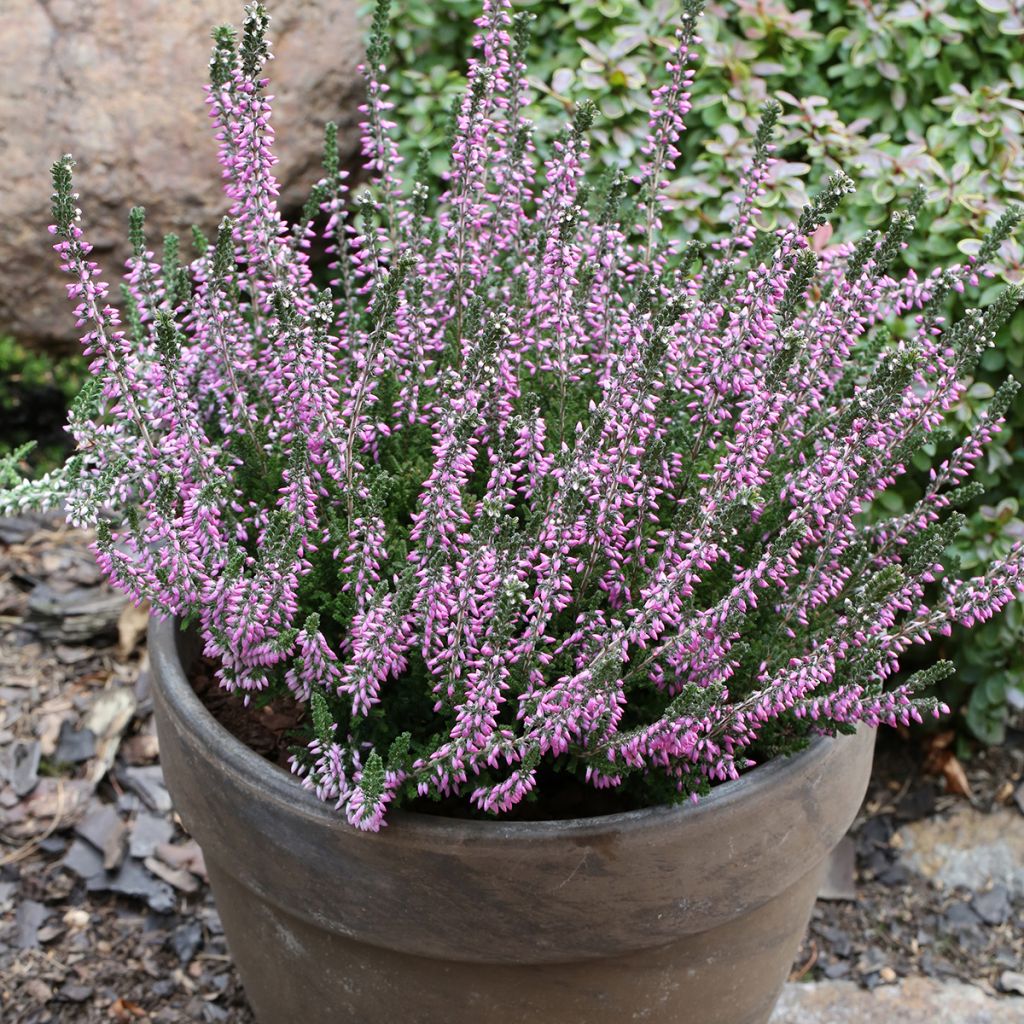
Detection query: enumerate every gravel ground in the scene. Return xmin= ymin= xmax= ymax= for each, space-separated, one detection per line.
xmin=1 ymin=514 xmax=1021 ymax=1022
xmin=792 ymin=735 xmax=1024 ymax=996
xmin=0 ymin=515 xmax=254 ymax=1023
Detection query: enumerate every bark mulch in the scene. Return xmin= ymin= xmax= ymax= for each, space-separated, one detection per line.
xmin=0 ymin=514 xmax=254 ymax=1023
xmin=2 ymin=514 xmax=1022 ymax=1021
xmin=790 ymin=730 xmax=1024 ymax=997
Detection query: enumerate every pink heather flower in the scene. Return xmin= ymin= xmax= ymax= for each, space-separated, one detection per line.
xmin=5 ymin=0 xmax=1023 ymax=831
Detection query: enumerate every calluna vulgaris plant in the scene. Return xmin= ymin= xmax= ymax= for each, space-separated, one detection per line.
xmin=3 ymin=0 xmax=1024 ymax=831
xmin=379 ymin=0 xmax=1024 ymax=747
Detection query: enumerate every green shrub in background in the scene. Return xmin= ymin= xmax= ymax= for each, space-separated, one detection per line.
xmin=371 ymin=0 xmax=1024 ymax=742
xmin=0 ymin=337 xmax=83 ymax=472
xmin=375 ymin=1 xmax=1023 ymax=247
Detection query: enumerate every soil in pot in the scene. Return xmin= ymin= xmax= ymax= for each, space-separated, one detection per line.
xmin=189 ymin=652 xmax=836 ymax=823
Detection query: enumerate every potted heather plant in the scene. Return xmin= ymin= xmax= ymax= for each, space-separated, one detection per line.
xmin=3 ymin=1 xmax=1023 ymax=1021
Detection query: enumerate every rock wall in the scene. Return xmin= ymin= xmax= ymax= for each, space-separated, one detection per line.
xmin=0 ymin=0 xmax=365 ymax=350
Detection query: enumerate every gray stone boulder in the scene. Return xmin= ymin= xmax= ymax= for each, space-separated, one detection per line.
xmin=0 ymin=0 xmax=366 ymax=350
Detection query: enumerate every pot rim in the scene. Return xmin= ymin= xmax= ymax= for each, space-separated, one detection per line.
xmin=151 ymin=614 xmax=841 ymax=842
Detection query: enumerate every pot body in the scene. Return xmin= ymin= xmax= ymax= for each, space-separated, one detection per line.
xmin=150 ymin=617 xmax=875 ymax=1024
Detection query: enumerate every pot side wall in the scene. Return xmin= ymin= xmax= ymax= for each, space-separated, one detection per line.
xmin=149 ymin=616 xmax=876 ymax=1024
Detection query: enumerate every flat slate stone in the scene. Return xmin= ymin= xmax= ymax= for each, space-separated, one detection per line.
xmin=15 ymin=900 xmax=49 ymax=949
xmin=61 ymin=838 xmax=105 ymax=882
xmin=74 ymin=802 xmax=126 ymax=870
xmin=0 ymin=516 xmax=43 ymax=544
xmin=818 ymin=835 xmax=857 ymax=902
xmin=771 ymin=978 xmax=1022 ymax=1023
xmin=2 ymin=739 xmax=41 ymax=797
xmin=119 ymin=765 xmax=172 ymax=815
xmin=27 ymin=583 xmax=126 ymax=642
xmin=54 ymin=721 xmax=96 ymax=765
xmin=972 ymin=885 xmax=1011 ymax=927
xmin=86 ymin=857 xmax=176 ymax=914
xmin=170 ymin=920 xmax=204 ymax=965
xmin=128 ymin=812 xmax=175 ymax=860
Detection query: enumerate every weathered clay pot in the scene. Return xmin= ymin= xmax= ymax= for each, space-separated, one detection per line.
xmin=150 ymin=616 xmax=875 ymax=1024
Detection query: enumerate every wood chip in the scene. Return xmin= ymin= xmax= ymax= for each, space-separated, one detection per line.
xmin=83 ymin=687 xmax=138 ymax=784
xmin=109 ymin=997 xmax=149 ymax=1020
xmin=941 ymin=754 xmax=974 ymax=800
xmin=62 ymin=908 xmax=90 ymax=930
xmin=144 ymin=855 xmax=200 ymax=893
xmin=7 ymin=777 xmax=93 ymax=839
xmin=154 ymin=839 xmax=207 ymax=881
xmin=120 ymin=732 xmax=160 ymax=766
xmin=1000 ymin=971 xmax=1024 ymax=995
xmin=117 ymin=601 xmax=150 ymax=658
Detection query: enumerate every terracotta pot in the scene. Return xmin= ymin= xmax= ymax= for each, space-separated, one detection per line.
xmin=150 ymin=616 xmax=875 ymax=1024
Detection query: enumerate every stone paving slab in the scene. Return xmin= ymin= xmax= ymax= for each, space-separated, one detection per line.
xmin=898 ymin=805 xmax=1024 ymax=896
xmin=772 ymin=978 xmax=1022 ymax=1023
